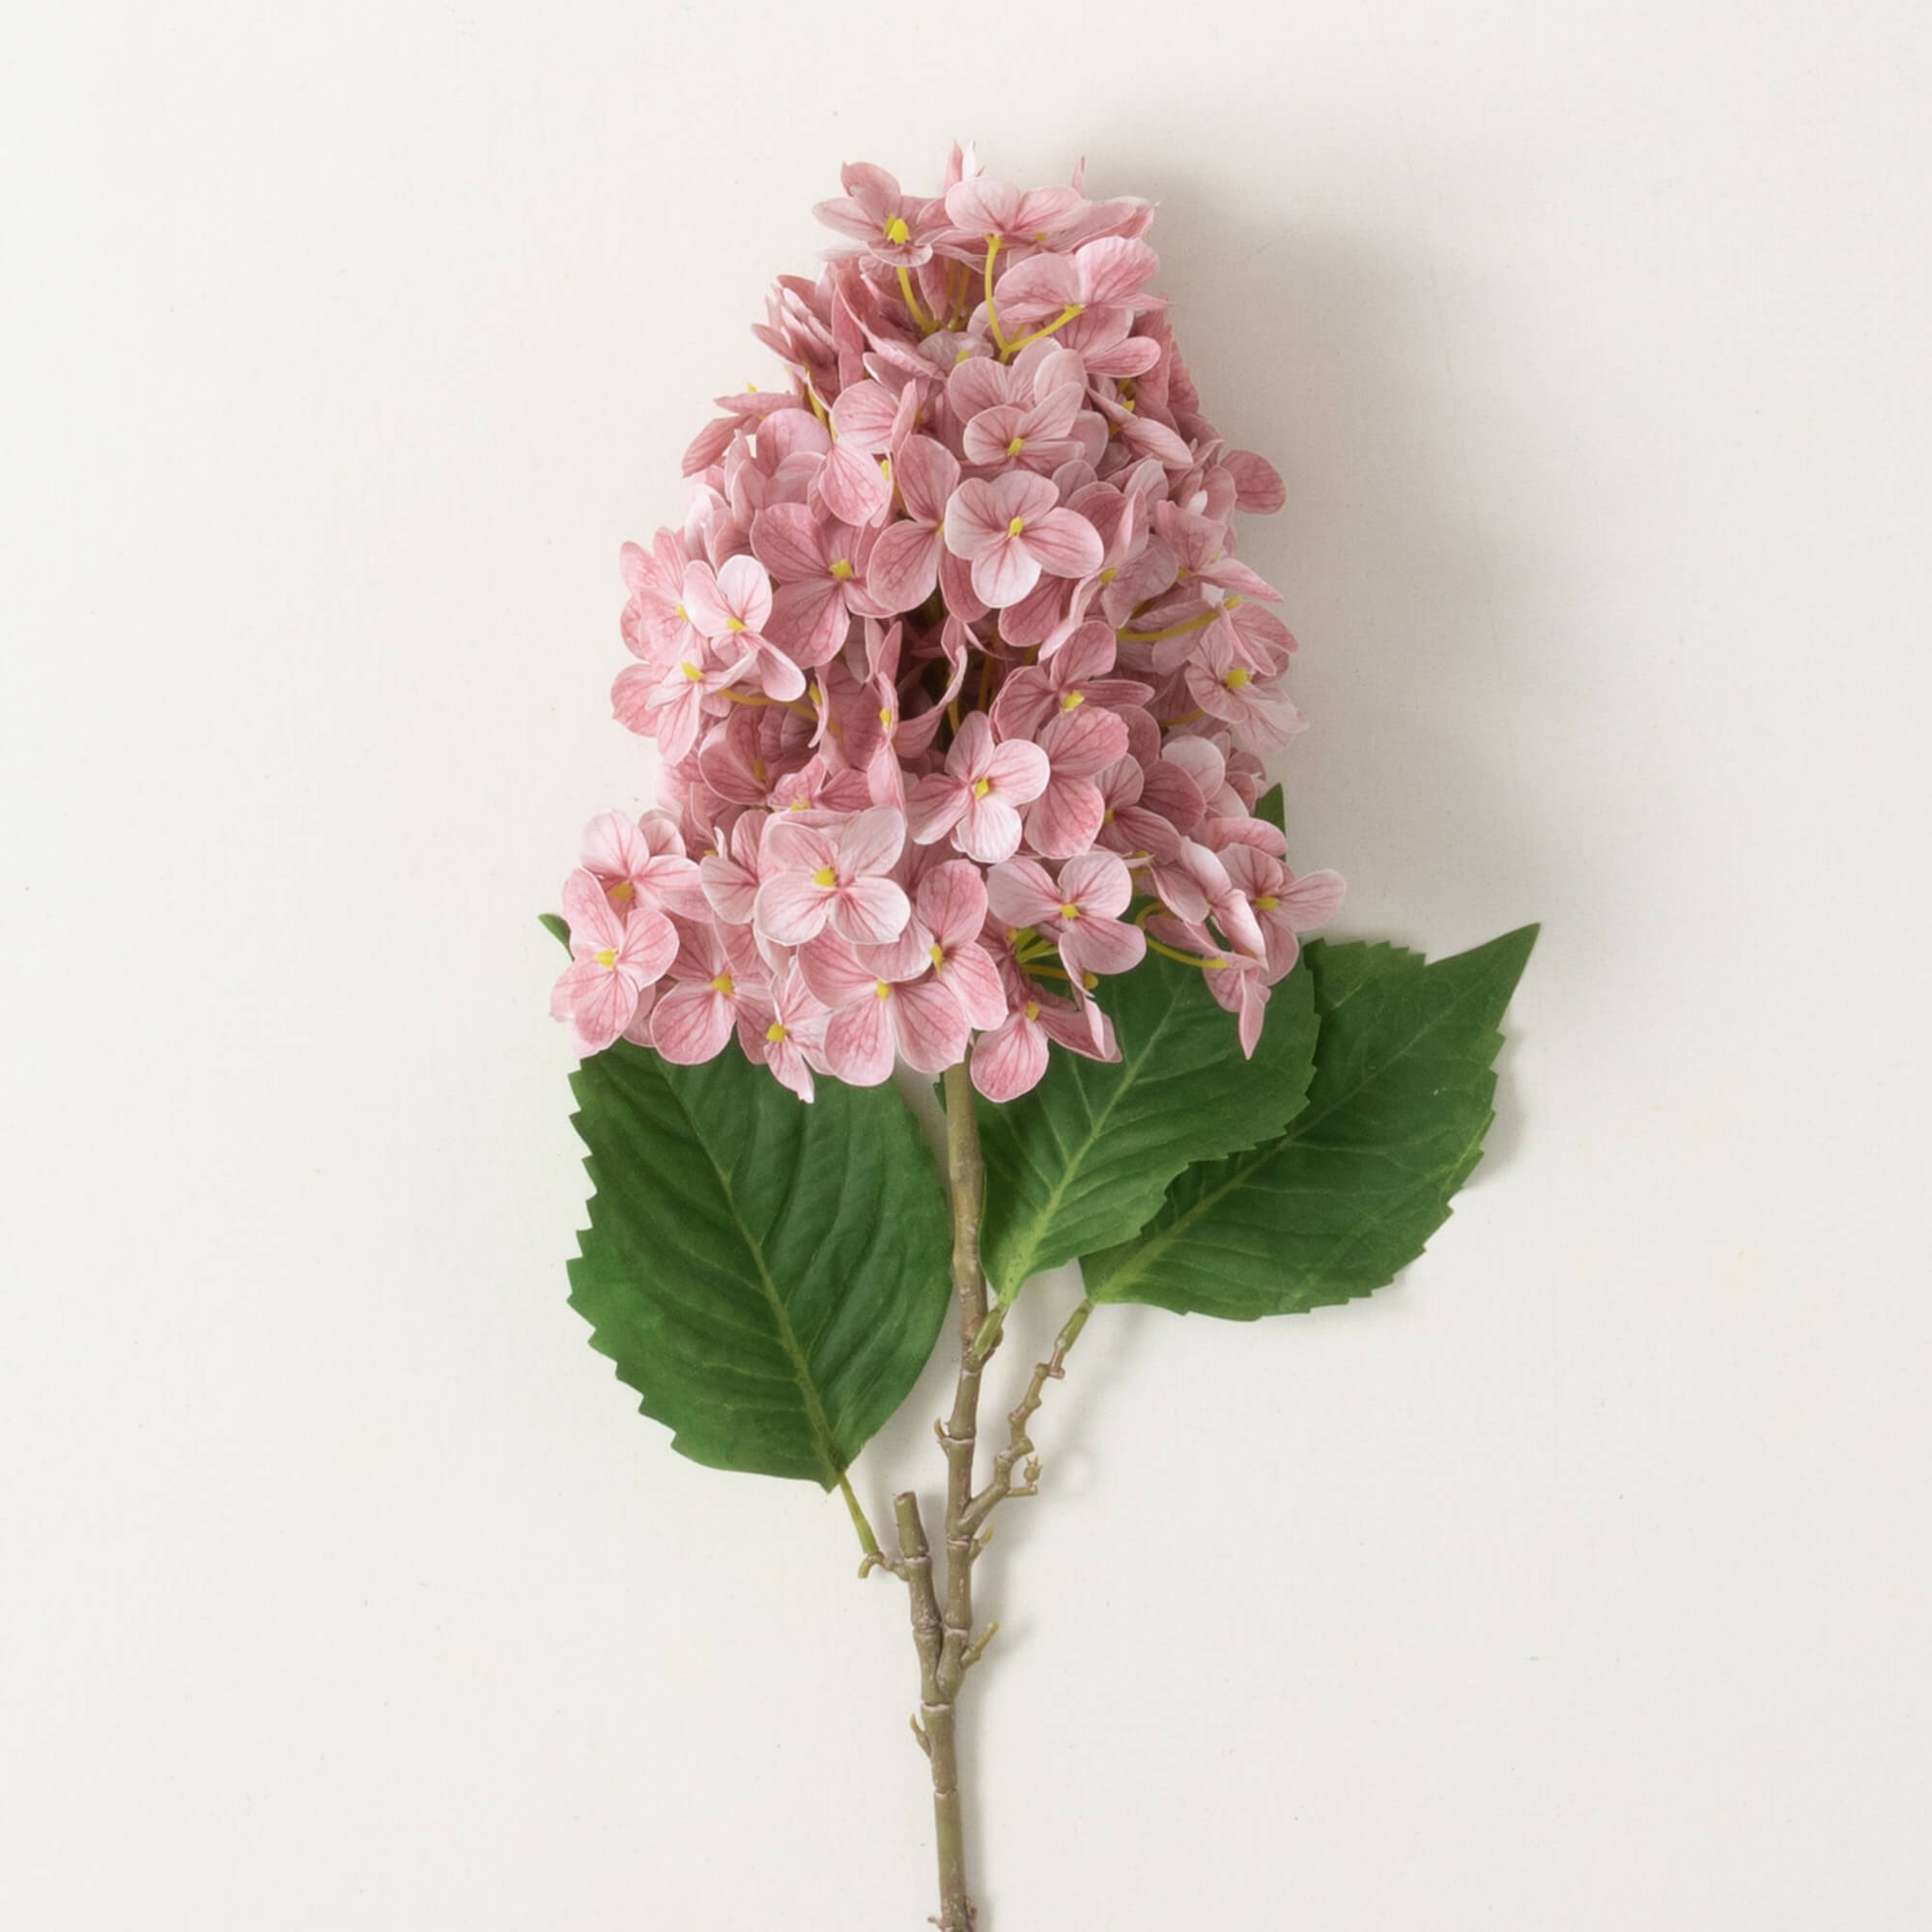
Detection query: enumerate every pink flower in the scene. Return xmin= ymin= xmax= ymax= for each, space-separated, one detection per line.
xmin=905 ymin=712 xmax=1050 ymax=864
xmin=911 ymin=861 xmax=1008 ymax=1031
xmin=942 ymin=472 xmax=1103 ymax=609
xmin=682 ymin=554 xmax=805 ymax=703
xmin=1218 ymin=846 xmax=1346 ymax=983
xmin=753 ymin=806 xmax=912 ymax=947
xmin=1183 ymin=629 xmax=1305 ymax=755
xmin=814 ymin=381 xmax=902 ymax=527
xmin=651 ymin=923 xmax=769 ymax=1065
xmin=865 ymin=435 xmax=960 ymax=614
xmin=635 ymin=649 xmax=758 ymax=764
xmin=988 ymin=619 xmax=1152 ymax=737
xmin=736 ymin=958 xmax=832 ymax=1102
xmin=986 ymin=850 xmax=1146 ymax=984
xmin=1024 ymin=703 xmax=1132 ymax=859
xmin=550 ymin=869 xmax=678 ymax=1055
xmin=1150 ymin=916 xmax=1269 ymax=1056
xmin=799 ymin=932 xmax=971 ymax=1084
xmin=813 ymin=162 xmax=941 ymax=269
xmin=970 ymin=983 xmax=1120 ymax=1102
xmin=944 ymin=176 xmax=1089 ymax=250
xmin=578 ymin=810 xmax=709 ymax=920
xmin=752 ymin=502 xmax=881 ymax=665
xmin=991 ymin=236 xmax=1165 ymax=330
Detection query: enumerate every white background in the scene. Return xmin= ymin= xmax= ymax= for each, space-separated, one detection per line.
xmin=3 ymin=4 xmax=1927 ymax=1927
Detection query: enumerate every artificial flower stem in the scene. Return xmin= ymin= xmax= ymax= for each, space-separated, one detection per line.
xmin=892 ymin=1059 xmax=994 ymax=1931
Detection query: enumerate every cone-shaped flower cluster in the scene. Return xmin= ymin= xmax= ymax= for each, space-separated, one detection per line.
xmin=552 ymin=150 xmax=1343 ymax=1101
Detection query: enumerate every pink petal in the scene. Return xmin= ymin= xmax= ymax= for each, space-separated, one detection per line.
xmin=830 ymin=381 xmax=900 ymax=450
xmin=819 ymin=440 xmax=892 ymax=525
xmin=971 ymin=537 xmax=1042 ymax=609
xmin=617 ymin=907 xmax=680 ymax=984
xmin=579 ymin=810 xmax=644 ymax=882
xmin=983 ymin=735 xmax=1051 ymax=803
xmin=769 ymin=578 xmax=849 ymax=664
xmin=866 ymin=522 xmax=942 ymax=614
xmin=1279 ymin=868 xmax=1347 ymax=930
xmin=831 ymin=874 xmax=912 ymax=947
xmin=954 ymin=793 xmax=1025 ymax=865
xmin=753 ymin=872 xmax=835 ymax=946
xmin=916 ymin=860 xmax=988 ymax=949
xmin=750 ymin=502 xmax=828 ymax=582
xmin=1060 ymin=848 xmax=1133 ymax=918
xmin=837 ymin=804 xmax=907 ymax=879
xmin=1040 ymin=702 xmax=1130 ymax=780
xmin=716 ymin=554 xmax=773 ymax=632
xmin=905 ymin=772 xmax=969 ymax=845
xmin=680 ymin=562 xmax=732 ymax=637
xmin=942 ymin=478 xmax=1006 ymax=559
xmin=893 ymin=436 xmax=958 ymax=524
xmin=1061 ymin=916 xmax=1147 ymax=981
xmin=1223 ymin=449 xmax=1287 ymax=515
xmin=1021 ymin=507 xmax=1104 ymax=581
xmin=561 ymin=868 xmax=622 ymax=950
xmin=1074 ymin=236 xmax=1160 ymax=308
xmin=985 ymin=858 xmax=1063 ymax=928
xmin=970 ymin=1012 xmax=1048 ymax=1101
xmin=798 ymin=931 xmax=879 ymax=1009
xmin=891 ymin=977 xmax=970 ymax=1075
xmin=825 ymin=994 xmax=896 ymax=1086
xmin=939 ymin=942 xmax=1009 ymax=1031
xmin=651 ymin=984 xmax=735 ymax=1064
xmin=1025 ymin=775 xmax=1107 ymax=860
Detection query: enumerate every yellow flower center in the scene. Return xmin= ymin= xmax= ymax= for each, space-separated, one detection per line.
xmin=710 ymin=973 xmax=734 ymax=995
xmin=1098 ymin=566 xmax=1118 ymax=583
xmin=874 ymin=980 xmax=894 ymax=1000
xmin=1060 ymin=902 xmax=1081 ymax=921
xmin=1082 ymin=970 xmax=1098 ymax=990
xmin=675 ymin=603 xmax=690 ymax=620
xmin=1060 ymin=690 xmax=1085 ymax=710
xmin=681 ymin=662 xmax=703 ymax=681
xmin=1256 ymin=894 xmax=1280 ymax=911
xmin=879 ymin=705 xmax=893 ymax=725
xmin=766 ymin=1020 xmax=788 ymax=1043
xmin=929 ymin=943 xmax=947 ymax=969
xmin=1006 ymin=436 xmax=1026 ymax=457
xmin=608 ymin=880 xmax=635 ymax=902
xmin=830 ymin=558 xmax=855 ymax=581
xmin=1024 ymin=1000 xmax=1040 ymax=1021
xmin=1225 ymin=667 xmax=1252 ymax=690
xmin=725 ymin=616 xmax=747 ymax=633
xmin=885 ymin=215 xmax=911 ymax=244
xmin=811 ymin=866 xmax=838 ymax=887
xmin=1007 ymin=516 xmax=1027 ymax=537
xmin=973 ymin=777 xmax=993 ymax=799
xmin=593 ymin=948 xmax=618 ymax=969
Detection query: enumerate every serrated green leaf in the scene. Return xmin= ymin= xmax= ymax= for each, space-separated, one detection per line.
xmin=1083 ymin=925 xmax=1537 ymax=1317
xmin=566 ymin=1041 xmax=952 ymax=1487
xmin=977 ymin=951 xmax=1321 ymax=1302
xmin=1256 ymin=782 xmax=1286 ymax=835
xmin=539 ymin=912 xmax=572 ymax=954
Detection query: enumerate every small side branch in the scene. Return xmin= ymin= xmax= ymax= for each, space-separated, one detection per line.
xmin=961 ymin=1297 xmax=1094 ymax=1535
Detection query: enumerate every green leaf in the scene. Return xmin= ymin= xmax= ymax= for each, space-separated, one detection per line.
xmin=1083 ymin=925 xmax=1538 ymax=1318
xmin=539 ymin=912 xmax=572 ymax=954
xmin=977 ymin=951 xmax=1321 ymax=1302
xmin=1256 ymin=782 xmax=1286 ymax=835
xmin=566 ymin=1042 xmax=952 ymax=1487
